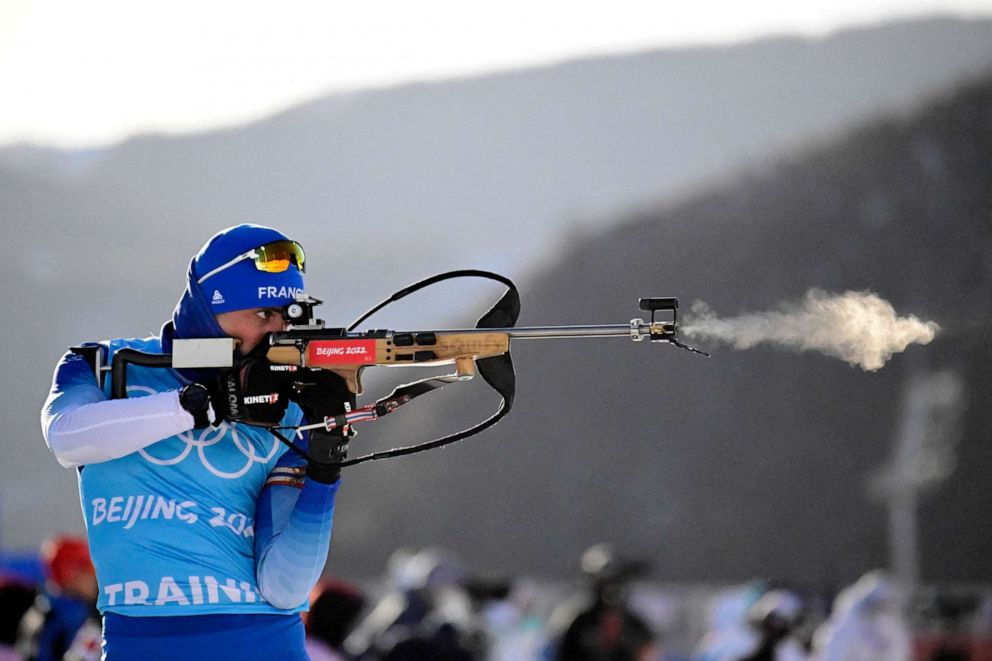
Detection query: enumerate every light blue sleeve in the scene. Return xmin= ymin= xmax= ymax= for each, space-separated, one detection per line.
xmin=42 ymin=348 xmax=108 ymax=424
xmin=253 ymin=430 xmax=341 ymax=610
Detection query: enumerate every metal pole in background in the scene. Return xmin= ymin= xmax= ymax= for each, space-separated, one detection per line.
xmin=872 ymin=367 xmax=965 ymax=602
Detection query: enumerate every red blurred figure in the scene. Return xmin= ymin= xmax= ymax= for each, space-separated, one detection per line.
xmin=41 ymin=537 xmax=97 ymax=601
xmin=17 ymin=536 xmax=101 ymax=661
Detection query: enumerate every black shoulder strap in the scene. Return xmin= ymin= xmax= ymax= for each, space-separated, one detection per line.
xmin=340 ymin=270 xmax=520 ymax=467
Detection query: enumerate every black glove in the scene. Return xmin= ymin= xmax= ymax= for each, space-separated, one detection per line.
xmin=306 ymin=429 xmax=348 ymax=484
xmin=290 ymin=368 xmax=355 ymax=484
xmin=289 ymin=368 xmax=354 ymax=418
xmin=213 ymin=358 xmax=294 ymax=426
xmin=179 ymin=383 xmax=215 ymax=429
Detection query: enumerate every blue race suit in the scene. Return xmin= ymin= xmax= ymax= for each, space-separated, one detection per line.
xmin=43 ymin=338 xmax=340 ymax=658
xmin=48 ymin=335 xmax=340 ymax=616
xmin=41 ymin=225 xmax=342 ymax=658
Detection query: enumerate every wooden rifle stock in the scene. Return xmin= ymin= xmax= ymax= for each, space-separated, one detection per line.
xmin=266 ymin=331 xmax=511 ymax=394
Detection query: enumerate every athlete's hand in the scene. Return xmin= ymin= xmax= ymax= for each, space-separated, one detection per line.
xmin=244 ymin=358 xmax=294 ymax=424
xmin=290 ymin=369 xmax=353 ymax=483
xmin=305 ymin=430 xmax=348 ymax=484
xmin=289 ymin=368 xmax=353 ymax=421
xmin=217 ymin=358 xmax=293 ymax=425
xmin=179 ymin=383 xmax=217 ymax=429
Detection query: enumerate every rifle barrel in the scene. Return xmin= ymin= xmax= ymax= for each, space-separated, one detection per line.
xmin=509 ymin=324 xmax=639 ymax=339
xmin=432 ymin=322 xmax=672 ymax=340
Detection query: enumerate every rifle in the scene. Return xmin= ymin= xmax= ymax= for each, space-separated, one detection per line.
xmin=101 ymin=270 xmax=706 ymax=467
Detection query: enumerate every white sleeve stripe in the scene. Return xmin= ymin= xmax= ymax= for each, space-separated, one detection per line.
xmin=53 ymin=410 xmax=184 ymax=436
xmin=46 ymin=391 xmax=195 ymax=468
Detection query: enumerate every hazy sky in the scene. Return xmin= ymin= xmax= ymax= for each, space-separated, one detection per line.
xmin=2 ymin=0 xmax=991 ymax=148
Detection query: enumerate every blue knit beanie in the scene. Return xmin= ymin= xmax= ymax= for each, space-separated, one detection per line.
xmin=192 ymin=224 xmax=305 ymax=313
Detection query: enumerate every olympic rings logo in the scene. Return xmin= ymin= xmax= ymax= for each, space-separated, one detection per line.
xmin=130 ymin=385 xmax=281 ymax=479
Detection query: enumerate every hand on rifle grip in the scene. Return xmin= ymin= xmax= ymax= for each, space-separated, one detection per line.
xmin=305 ymin=429 xmax=348 ymax=484
xmin=289 ymin=368 xmax=354 ymax=420
xmin=290 ymin=368 xmax=355 ymax=483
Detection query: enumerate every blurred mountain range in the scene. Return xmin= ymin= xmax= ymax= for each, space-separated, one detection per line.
xmin=2 ymin=17 xmax=991 ymax=583
xmin=341 ymin=67 xmax=992 ymax=587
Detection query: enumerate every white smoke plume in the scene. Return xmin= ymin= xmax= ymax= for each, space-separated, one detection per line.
xmin=681 ymin=289 xmax=940 ymax=371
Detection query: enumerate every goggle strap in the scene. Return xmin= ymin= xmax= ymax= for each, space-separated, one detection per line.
xmin=196 ymin=250 xmax=257 ymax=285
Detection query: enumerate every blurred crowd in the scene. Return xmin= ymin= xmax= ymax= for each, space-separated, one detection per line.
xmin=4 ymin=537 xmax=992 ymax=661
xmin=0 ymin=536 xmax=100 ymax=661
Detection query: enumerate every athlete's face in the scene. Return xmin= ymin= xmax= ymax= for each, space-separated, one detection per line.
xmin=216 ymin=307 xmax=286 ymax=355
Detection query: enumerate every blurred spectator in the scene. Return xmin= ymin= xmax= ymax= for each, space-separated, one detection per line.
xmin=346 ymin=547 xmax=477 ymax=660
xmin=548 ymin=543 xmax=658 ymax=661
xmin=0 ymin=577 xmax=37 ymax=661
xmin=738 ymin=590 xmax=809 ymax=661
xmin=692 ymin=582 xmax=767 ymax=661
xmin=811 ymin=570 xmax=910 ymax=661
xmin=465 ymin=575 xmax=548 ymax=661
xmin=305 ymin=578 xmax=367 ymax=661
xmin=17 ymin=535 xmax=100 ymax=661
xmin=912 ymin=591 xmax=983 ymax=660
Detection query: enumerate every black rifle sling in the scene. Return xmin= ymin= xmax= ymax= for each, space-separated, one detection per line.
xmin=474 ymin=282 xmax=519 ymax=408
xmin=337 ymin=270 xmax=519 ymax=467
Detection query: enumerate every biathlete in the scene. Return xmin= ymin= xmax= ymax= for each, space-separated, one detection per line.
xmin=42 ymin=224 xmax=350 ymax=659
